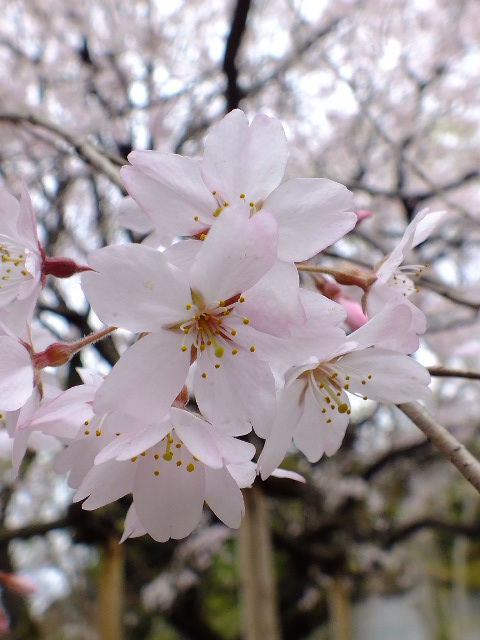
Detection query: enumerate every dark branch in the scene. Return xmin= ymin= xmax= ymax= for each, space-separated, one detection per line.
xmin=223 ymin=0 xmax=252 ymax=111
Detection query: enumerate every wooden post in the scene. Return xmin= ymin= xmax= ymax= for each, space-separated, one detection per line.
xmin=238 ymin=484 xmax=282 ymax=640
xmin=98 ymin=536 xmax=123 ymax=640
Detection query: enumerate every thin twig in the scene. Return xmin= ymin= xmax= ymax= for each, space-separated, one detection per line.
xmin=398 ymin=401 xmax=480 ymax=494
xmin=429 ymin=366 xmax=480 ymax=380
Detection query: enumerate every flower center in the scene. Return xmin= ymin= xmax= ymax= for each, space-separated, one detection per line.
xmin=176 ymin=292 xmax=250 ymax=360
xmin=389 ymin=263 xmax=428 ymax=297
xmin=0 ymin=238 xmax=32 ymax=293
xmin=138 ymin=431 xmax=198 ymax=477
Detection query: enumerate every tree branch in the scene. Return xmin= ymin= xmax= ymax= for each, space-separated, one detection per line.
xmin=223 ymin=0 xmax=252 ymax=111
xmin=0 ymin=110 xmax=125 ymax=191
xmin=428 ymin=366 xmax=480 ymax=380
xmin=398 ymin=402 xmax=480 ymax=493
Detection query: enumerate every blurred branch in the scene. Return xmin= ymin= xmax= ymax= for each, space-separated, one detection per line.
xmin=0 ymin=110 xmax=126 ymax=191
xmin=322 ymin=55 xmax=476 ymax=220
xmin=223 ymin=0 xmax=252 ymax=111
xmin=398 ymin=401 xmax=480 ymax=493
xmin=429 ymin=366 xmax=480 ymax=380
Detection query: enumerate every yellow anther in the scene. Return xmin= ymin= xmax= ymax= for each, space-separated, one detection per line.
xmin=154 ymin=454 xmax=159 ymax=459
xmin=95 ymin=430 xmax=101 ymax=437
xmin=362 ymin=395 xmax=368 ymax=400
xmin=232 ymin=348 xmax=238 ymax=355
xmin=240 ymin=193 xmax=245 ymax=198
xmin=200 ymin=233 xmax=206 ymax=240
xmin=326 ymin=418 xmax=332 ymax=424
xmin=212 ymin=190 xmax=216 ymax=195
xmin=215 ymin=363 xmax=220 ymax=369
xmin=249 ymin=201 xmax=254 ymax=207
xmin=194 ymin=216 xmax=199 ymax=221
xmin=131 ymin=456 xmax=137 ymax=462
xmin=176 ymin=460 xmax=182 ymax=466
xmin=181 ymin=345 xmax=188 ymax=352
xmin=243 ymin=317 xmax=249 ymax=325
xmin=186 ymin=303 xmax=191 ymax=310
xmin=249 ymin=345 xmax=255 ymax=352
xmin=219 ymin=300 xmax=225 ymax=307
xmin=84 ymin=430 xmax=90 ymax=435
xmin=231 ymin=329 xmax=236 ymax=336
xmin=367 ymin=375 xmax=372 ymax=379
xmin=199 ymin=343 xmax=205 ymax=351
xmin=361 ymin=379 xmax=366 ymax=385
xmin=141 ymin=451 xmax=146 ymax=456
xmin=175 ymin=443 xmax=181 ymax=448
xmin=239 ymin=296 xmax=245 ymax=303
xmin=186 ymin=463 xmax=195 ymax=472
xmin=154 ymin=470 xmax=159 ymax=476
xmin=201 ymin=372 xmax=207 ymax=378
xmin=338 ymin=403 xmax=348 ymax=414
xmin=84 ymin=420 xmax=89 ymax=425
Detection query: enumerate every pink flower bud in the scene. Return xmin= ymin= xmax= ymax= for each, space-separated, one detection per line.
xmin=355 ymin=209 xmax=372 ymax=226
xmin=0 ymin=570 xmax=36 ymax=596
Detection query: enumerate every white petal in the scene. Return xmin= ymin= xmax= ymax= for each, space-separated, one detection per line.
xmin=76 ymin=459 xmax=136 ymax=509
xmin=205 ymin=466 xmax=245 ymax=529
xmin=82 ymin=244 xmax=191 ymax=331
xmin=133 ymin=452 xmax=205 ymax=542
xmin=294 ymin=389 xmax=350 ymax=461
xmin=194 ymin=347 xmax=276 ymax=438
xmin=189 ymin=204 xmax=278 ymax=303
xmin=201 ymin=110 xmax=288 ymax=204
xmin=121 ymin=504 xmax=147 ymax=542
xmin=0 ymin=337 xmax=34 ymax=411
xmin=171 ymin=408 xmax=255 ymax=467
xmin=338 ymin=348 xmax=431 ymax=403
xmin=240 ymin=259 xmax=305 ymax=337
xmin=93 ymin=331 xmax=190 ymax=423
xmin=263 ymin=178 xmax=356 ymax=261
xmin=121 ymin=151 xmax=217 ymax=237
xmin=257 ymin=380 xmax=305 ymax=479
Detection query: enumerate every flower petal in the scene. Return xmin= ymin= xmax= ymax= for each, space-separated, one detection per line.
xmin=93 ymin=331 xmax=190 ymax=423
xmin=205 ymin=466 xmax=245 ymax=528
xmin=263 ymin=178 xmax=356 ymax=261
xmin=189 ymin=204 xmax=278 ymax=303
xmin=194 ymin=347 xmax=276 ymax=438
xmin=121 ymin=151 xmax=217 ymax=238
xmin=0 ymin=337 xmax=34 ymax=411
xmin=133 ymin=452 xmax=205 ymax=542
xmin=82 ymin=244 xmax=191 ymax=332
xmin=201 ymin=110 xmax=288 ymax=204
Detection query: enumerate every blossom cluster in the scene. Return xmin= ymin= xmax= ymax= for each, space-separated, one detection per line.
xmin=0 ymin=110 xmax=441 ymax=542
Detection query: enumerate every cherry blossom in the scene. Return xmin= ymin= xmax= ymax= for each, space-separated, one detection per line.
xmin=365 ymin=208 xmax=447 ymax=329
xmin=82 ymin=204 xmax=299 ymax=436
xmin=120 ymin=109 xmax=357 ymax=261
xmin=46 ymin=399 xmax=256 ymax=542
xmin=258 ymin=303 xmax=431 ymax=478
xmin=0 ymin=186 xmax=43 ymax=327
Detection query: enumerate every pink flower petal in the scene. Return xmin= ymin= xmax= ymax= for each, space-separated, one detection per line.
xmin=82 ymin=243 xmax=191 ymax=331
xmin=201 ymin=110 xmax=288 ymax=204
xmin=263 ymin=178 xmax=356 ymax=261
